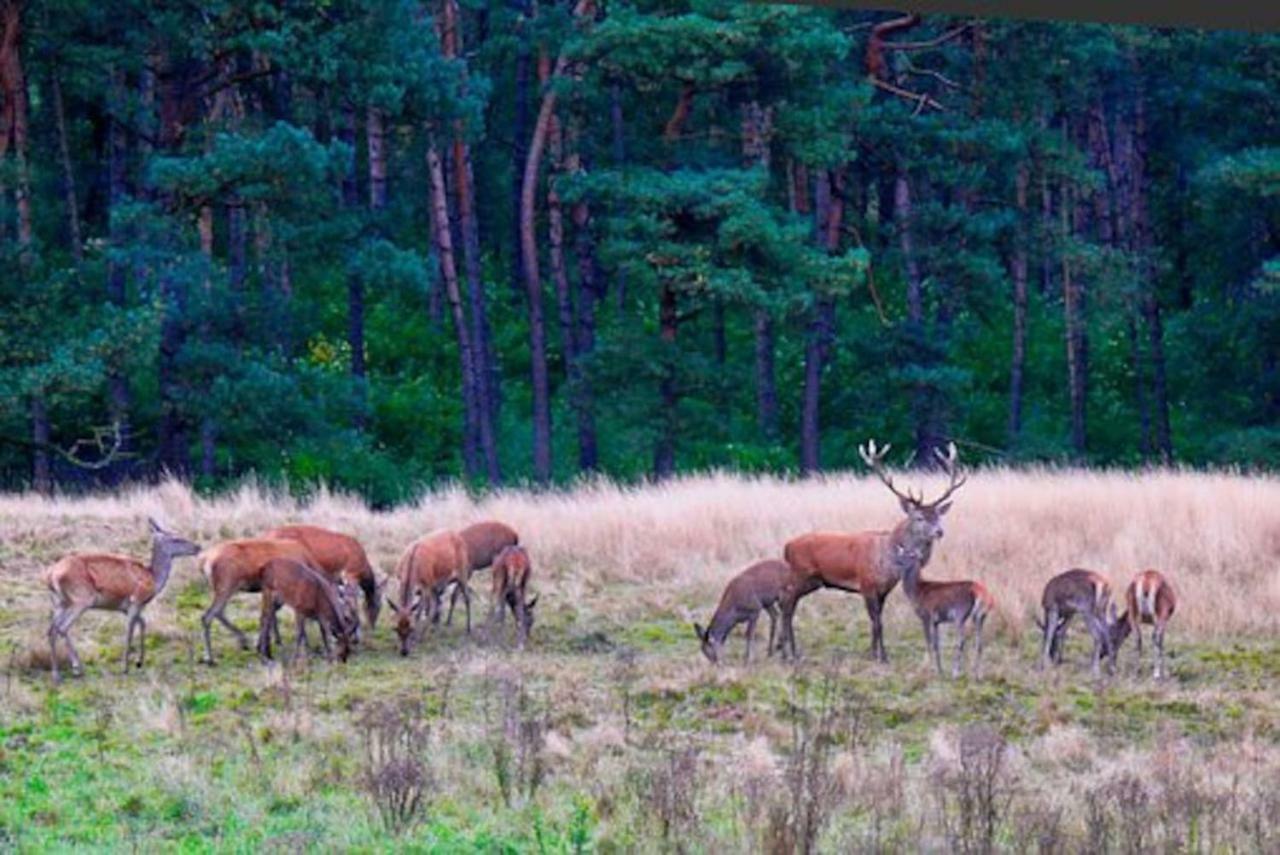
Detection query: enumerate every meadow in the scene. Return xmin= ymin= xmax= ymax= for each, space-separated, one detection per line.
xmin=3 ymin=468 xmax=1280 ymax=852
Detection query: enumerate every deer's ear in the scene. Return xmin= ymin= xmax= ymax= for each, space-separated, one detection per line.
xmin=936 ymin=501 xmax=953 ymax=516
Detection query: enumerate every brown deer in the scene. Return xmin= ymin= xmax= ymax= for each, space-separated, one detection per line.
xmin=1036 ymin=568 xmax=1119 ymax=677
xmin=490 ymin=545 xmax=538 ymax=648
xmin=1124 ymin=569 xmax=1177 ymax=679
xmin=198 ymin=537 xmax=318 ymax=664
xmin=694 ymin=559 xmax=805 ymax=665
xmin=255 ymin=558 xmax=358 ymax=663
xmin=263 ymin=524 xmax=383 ymax=635
xmin=893 ymin=543 xmax=995 ymax=677
xmin=781 ymin=439 xmax=968 ymax=662
xmin=445 ymin=520 xmax=520 ymax=626
xmin=43 ymin=518 xmax=200 ymax=681
xmin=386 ymin=529 xmax=470 ymax=656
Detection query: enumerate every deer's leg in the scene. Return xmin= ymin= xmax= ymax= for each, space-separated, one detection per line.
xmin=461 ymin=583 xmax=473 ymax=635
xmin=865 ymin=593 xmax=887 ymax=662
xmin=743 ymin=613 xmax=758 ymax=664
xmin=294 ymin=612 xmax=309 ymax=661
xmin=202 ymin=589 xmax=250 ymax=663
xmin=56 ymin=603 xmax=90 ymax=677
xmin=48 ymin=606 xmax=65 ymax=682
xmin=953 ymin=617 xmax=969 ymax=679
xmin=764 ymin=603 xmax=779 ymax=657
xmin=318 ymin=622 xmax=333 ymax=661
xmin=445 ymin=583 xmax=461 ymax=626
xmin=135 ymin=614 xmax=147 ymax=669
xmin=122 ymin=603 xmax=143 ymax=675
xmin=973 ymin=613 xmax=986 ymax=677
xmin=1154 ymin=620 xmax=1167 ymax=680
xmin=1040 ymin=609 xmax=1060 ymax=670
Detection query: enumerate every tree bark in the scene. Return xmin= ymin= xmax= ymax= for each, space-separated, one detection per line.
xmin=610 ymin=80 xmax=626 ymax=309
xmin=801 ymin=168 xmax=843 ymax=474
xmin=106 ymin=70 xmax=131 ymax=450
xmin=742 ymin=100 xmax=778 ymax=443
xmin=519 ymin=0 xmax=594 ymax=484
xmin=367 ymin=106 xmax=387 ymax=210
xmin=50 ymin=67 xmax=82 ymax=262
xmin=571 ymin=182 xmax=599 ymax=472
xmin=1008 ymin=160 xmax=1029 ymax=442
xmin=1062 ymin=178 xmax=1087 ymax=457
xmin=0 ymin=1 xmax=33 ymax=263
xmin=340 ymin=106 xmax=367 ymax=429
xmin=510 ymin=0 xmax=532 ymax=302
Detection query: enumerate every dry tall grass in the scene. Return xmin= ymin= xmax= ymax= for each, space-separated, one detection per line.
xmin=3 ymin=467 xmax=1280 ymax=642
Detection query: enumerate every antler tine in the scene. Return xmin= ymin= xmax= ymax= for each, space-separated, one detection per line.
xmin=926 ymin=441 xmax=968 ymax=507
xmin=859 ymin=438 xmax=918 ymax=506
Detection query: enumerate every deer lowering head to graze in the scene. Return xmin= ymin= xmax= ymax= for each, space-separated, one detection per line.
xmin=780 ymin=439 xmax=968 ymax=662
xmin=198 ymin=537 xmax=318 ymax=664
xmin=1036 ymin=568 xmax=1120 ymax=677
xmin=447 ymin=520 xmax=520 ymax=626
xmin=255 ymin=558 xmax=357 ymax=664
xmin=43 ymin=518 xmax=200 ymax=681
xmin=386 ymin=530 xmax=471 ymax=656
xmin=264 ymin=524 xmax=383 ymax=635
xmin=893 ymin=543 xmax=995 ymax=678
xmin=694 ymin=559 xmax=805 ymax=665
xmin=490 ymin=545 xmax=537 ymax=648
xmin=1125 ymin=569 xmax=1177 ymax=679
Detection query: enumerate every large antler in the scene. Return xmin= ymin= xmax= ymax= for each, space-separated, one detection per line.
xmin=923 ymin=441 xmax=968 ymax=507
xmin=858 ymin=439 xmax=922 ymax=507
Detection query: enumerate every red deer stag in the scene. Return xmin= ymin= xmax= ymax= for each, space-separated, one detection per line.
xmin=264 ymin=524 xmax=383 ymax=638
xmin=490 ymin=545 xmax=538 ymax=648
xmin=445 ymin=520 xmax=520 ymax=626
xmin=255 ymin=558 xmax=358 ymax=663
xmin=781 ymin=440 xmax=967 ymax=662
xmin=694 ymin=559 xmax=804 ymax=665
xmin=198 ymin=537 xmax=319 ymax=664
xmin=894 ymin=543 xmax=995 ymax=677
xmin=44 ymin=518 xmax=200 ymax=681
xmin=1036 ymin=568 xmax=1121 ymax=677
xmin=1123 ymin=569 xmax=1177 ymax=679
xmin=387 ymin=530 xmax=471 ymax=656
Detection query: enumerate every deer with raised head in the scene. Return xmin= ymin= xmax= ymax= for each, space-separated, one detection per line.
xmin=694 ymin=559 xmax=805 ymax=665
xmin=1036 ymin=568 xmax=1120 ymax=677
xmin=490 ymin=544 xmax=538 ymax=648
xmin=1123 ymin=569 xmax=1177 ymax=679
xmin=255 ymin=558 xmax=358 ymax=664
xmin=893 ymin=542 xmax=995 ymax=678
xmin=263 ymin=524 xmax=383 ymax=637
xmin=780 ymin=440 xmax=968 ymax=662
xmin=43 ymin=518 xmax=200 ymax=681
xmin=198 ymin=537 xmax=319 ymax=664
xmin=386 ymin=529 xmax=471 ymax=656
xmin=444 ymin=520 xmax=520 ymax=626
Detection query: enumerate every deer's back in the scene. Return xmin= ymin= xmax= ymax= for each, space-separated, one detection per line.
xmin=1127 ymin=570 xmax=1175 ymax=620
xmin=46 ymin=553 xmax=152 ymax=604
xmin=266 ymin=524 xmax=373 ymax=586
xmin=784 ymin=531 xmax=889 ymax=591
xmin=401 ymin=530 xmax=469 ymax=589
xmin=201 ymin=538 xmax=316 ymax=591
xmin=1042 ymin=568 xmax=1110 ymax=613
xmin=493 ymin=545 xmax=531 ymax=589
xmin=459 ymin=521 xmax=519 ymax=570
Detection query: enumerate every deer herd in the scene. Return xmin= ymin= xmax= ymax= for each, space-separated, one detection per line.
xmin=39 ymin=440 xmax=1176 ymax=684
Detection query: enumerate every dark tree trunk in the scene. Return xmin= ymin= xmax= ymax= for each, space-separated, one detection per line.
xmin=1008 ymin=161 xmax=1029 ymax=442
xmin=50 ymin=68 xmax=82 ymax=262
xmin=571 ymin=189 xmax=599 ymax=472
xmin=106 ymin=70 xmax=131 ymax=447
xmin=894 ymin=163 xmax=939 ymax=465
xmin=610 ymin=81 xmax=626 ymax=309
xmin=653 ymin=282 xmax=678 ymax=480
xmin=800 ymin=168 xmax=843 ymax=474
xmin=510 ymin=0 xmax=532 ymax=302
xmin=1062 ymin=178 xmax=1087 ymax=458
xmin=31 ymin=395 xmax=50 ymax=495
xmin=754 ymin=312 xmax=778 ymax=440
xmin=340 ymin=106 xmax=367 ymax=428
xmin=367 ymin=106 xmax=387 ymax=210
xmin=0 ymin=1 xmax=32 ymax=261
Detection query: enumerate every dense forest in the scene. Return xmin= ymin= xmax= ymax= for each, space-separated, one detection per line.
xmin=0 ymin=0 xmax=1276 ymax=503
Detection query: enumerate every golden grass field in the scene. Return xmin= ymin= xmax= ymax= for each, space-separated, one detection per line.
xmin=3 ymin=468 xmax=1280 ymax=851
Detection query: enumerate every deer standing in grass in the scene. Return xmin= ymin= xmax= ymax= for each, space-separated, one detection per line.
xmin=781 ymin=440 xmax=968 ymax=662
xmin=264 ymin=524 xmax=383 ymax=638
xmin=490 ymin=545 xmax=538 ymax=648
xmin=445 ymin=520 xmax=520 ymax=626
xmin=1123 ymin=570 xmax=1177 ymax=679
xmin=893 ymin=542 xmax=995 ymax=677
xmin=43 ymin=518 xmax=200 ymax=681
xmin=387 ymin=529 xmax=471 ymax=656
xmin=255 ymin=558 xmax=358 ymax=663
xmin=1036 ymin=568 xmax=1119 ymax=677
xmin=198 ymin=537 xmax=320 ymax=664
xmin=693 ymin=559 xmax=804 ymax=665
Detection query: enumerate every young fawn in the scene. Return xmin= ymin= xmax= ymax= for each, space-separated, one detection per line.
xmin=894 ymin=543 xmax=995 ymax=678
xmin=1037 ymin=568 xmax=1122 ymax=677
xmin=694 ymin=559 xmax=801 ymax=665
xmin=490 ymin=545 xmax=538 ymax=648
xmin=44 ymin=518 xmax=200 ymax=681
xmin=387 ymin=530 xmax=471 ymax=656
xmin=255 ymin=558 xmax=358 ymax=663
xmin=1116 ymin=569 xmax=1177 ymax=679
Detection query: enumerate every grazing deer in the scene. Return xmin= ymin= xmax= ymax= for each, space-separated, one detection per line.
xmin=256 ymin=558 xmax=358 ymax=663
xmin=694 ymin=559 xmax=804 ymax=665
xmin=264 ymin=524 xmax=383 ymax=635
xmin=781 ymin=440 xmax=968 ymax=662
xmin=893 ymin=543 xmax=995 ymax=678
xmin=386 ymin=529 xmax=471 ymax=656
xmin=1125 ymin=569 xmax=1177 ymax=679
xmin=490 ymin=545 xmax=538 ymax=648
xmin=1036 ymin=568 xmax=1119 ymax=677
xmin=43 ymin=518 xmax=200 ymax=681
xmin=446 ymin=520 xmax=520 ymax=626
xmin=198 ymin=537 xmax=318 ymax=664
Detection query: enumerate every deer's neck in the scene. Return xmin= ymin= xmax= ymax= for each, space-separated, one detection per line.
xmin=148 ymin=543 xmax=176 ymax=596
xmin=707 ymin=604 xmax=739 ymax=645
xmin=887 ymin=523 xmax=933 ymax=575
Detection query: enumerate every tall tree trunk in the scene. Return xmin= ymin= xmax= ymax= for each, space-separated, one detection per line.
xmin=801 ymin=168 xmax=843 ymax=474
xmin=31 ymin=395 xmax=50 ymax=495
xmin=50 ymin=67 xmax=82 ymax=262
xmin=742 ymin=101 xmax=778 ymax=443
xmin=571 ymin=187 xmax=599 ymax=472
xmin=106 ymin=70 xmax=131 ymax=450
xmin=341 ymin=106 xmax=367 ymax=429
xmin=198 ymin=193 xmax=216 ymax=479
xmin=894 ymin=163 xmax=938 ymax=464
xmin=367 ymin=106 xmax=387 ymax=210
xmin=1008 ymin=161 xmax=1029 ymax=442
xmin=653 ymin=282 xmax=678 ymax=480
xmin=1062 ymin=178 xmax=1087 ymax=457
xmin=610 ymin=80 xmax=626 ymax=309
xmin=546 ymin=97 xmax=575 ymax=372
xmin=428 ymin=138 xmax=482 ymax=478
xmin=510 ymin=0 xmax=532 ymax=302
xmin=519 ymin=0 xmax=594 ymax=483
xmin=0 ymin=0 xmax=33 ymax=263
